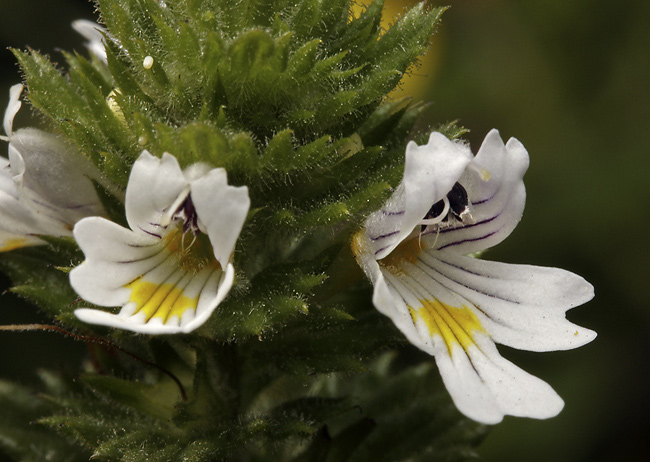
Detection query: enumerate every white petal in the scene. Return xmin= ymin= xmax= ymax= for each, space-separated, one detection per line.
xmin=354 ymin=128 xmax=595 ymax=423
xmin=437 ymin=335 xmax=564 ymax=424
xmin=9 ymin=129 xmax=106 ymax=225
xmin=70 ymin=217 xmax=161 ymax=306
xmin=368 ymin=254 xmax=567 ymax=423
xmin=0 ymin=157 xmax=17 ymax=199
xmin=353 ymin=231 xmax=428 ymax=351
xmin=417 ymin=251 xmax=596 ymax=351
xmin=0 ymin=188 xmax=49 ymax=250
xmin=125 ymin=151 xmax=189 ymax=238
xmin=0 ymin=229 xmax=44 ymax=252
xmin=71 ymin=19 xmax=108 ymax=63
xmin=191 ymin=169 xmax=250 ymax=268
xmin=364 ymin=133 xmax=472 ymax=260
xmin=73 ymin=152 xmax=245 ymax=334
xmin=181 ymin=263 xmax=235 ymax=333
xmin=0 ymin=149 xmax=81 ymax=252
xmin=3 ymin=84 xmax=23 ymax=137
xmin=71 ymin=217 xmax=234 ymax=334
xmin=73 ymin=263 xmax=230 ymax=335
xmin=423 ymin=130 xmax=529 ymax=254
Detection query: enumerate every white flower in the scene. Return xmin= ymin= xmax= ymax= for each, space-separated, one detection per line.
xmin=72 ymin=20 xmax=108 ymax=63
xmin=352 ymin=129 xmax=596 ymax=424
xmin=0 ymin=84 xmax=106 ymax=252
xmin=70 ymin=151 xmax=250 ymax=334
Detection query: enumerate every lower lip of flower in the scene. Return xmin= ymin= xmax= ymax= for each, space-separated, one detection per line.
xmin=378 ymin=238 xmax=424 ymax=274
xmin=409 ymin=299 xmax=485 ymax=353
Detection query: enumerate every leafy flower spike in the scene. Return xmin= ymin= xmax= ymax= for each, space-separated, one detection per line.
xmin=352 ymin=130 xmax=596 ymax=424
xmin=0 ymin=84 xmax=106 ymax=252
xmin=71 ymin=151 xmax=250 ymax=334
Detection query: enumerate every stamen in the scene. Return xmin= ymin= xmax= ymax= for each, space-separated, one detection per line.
xmin=161 ymin=187 xmax=191 ymax=227
xmin=447 ymin=183 xmax=469 ymax=217
xmin=180 ymin=228 xmax=199 ymax=253
xmin=420 ymin=197 xmax=450 ymax=226
xmin=186 ymin=232 xmax=198 ymax=251
xmin=419 ymin=181 xmax=473 ymax=233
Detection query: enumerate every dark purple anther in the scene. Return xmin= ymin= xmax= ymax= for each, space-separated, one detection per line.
xmin=174 ymin=196 xmax=200 ymax=235
xmin=421 ymin=182 xmax=470 ymax=232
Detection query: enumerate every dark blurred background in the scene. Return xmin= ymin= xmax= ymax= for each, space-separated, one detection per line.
xmin=1 ymin=1 xmax=649 ymax=461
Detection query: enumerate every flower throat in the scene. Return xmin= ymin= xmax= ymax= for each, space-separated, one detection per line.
xmin=163 ymin=196 xmax=214 ymax=273
xmin=420 ymin=182 xmax=470 ymax=231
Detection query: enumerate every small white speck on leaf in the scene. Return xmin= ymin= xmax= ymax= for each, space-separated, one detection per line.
xmin=143 ymin=56 xmax=154 ymax=69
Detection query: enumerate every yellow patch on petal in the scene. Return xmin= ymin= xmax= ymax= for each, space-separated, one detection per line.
xmin=0 ymin=237 xmax=32 ymax=252
xmin=125 ymin=278 xmax=198 ymax=324
xmin=162 ymin=224 xmax=214 ymax=273
xmin=409 ymin=299 xmax=484 ymax=353
xmin=378 ymin=238 xmax=423 ymax=275
xmin=351 ymin=230 xmax=368 ymax=260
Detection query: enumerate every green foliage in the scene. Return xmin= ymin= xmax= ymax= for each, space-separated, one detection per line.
xmin=0 ymin=1 xmax=485 ymax=461
xmin=0 ymin=241 xmax=83 ymax=323
xmin=303 ymin=353 xmax=489 ymax=462
xmin=0 ymin=375 xmax=91 ymax=462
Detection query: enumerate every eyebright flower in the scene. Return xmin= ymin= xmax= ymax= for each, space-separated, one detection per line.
xmin=352 ymin=129 xmax=596 ymax=424
xmin=70 ymin=151 xmax=250 ymax=334
xmin=72 ymin=19 xmax=108 ymax=63
xmin=0 ymin=84 xmax=106 ymax=252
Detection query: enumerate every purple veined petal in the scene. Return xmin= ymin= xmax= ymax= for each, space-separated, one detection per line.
xmin=1 ymin=85 xmax=107 ymax=252
xmin=73 ymin=262 xmax=231 ymax=334
xmin=0 ymin=157 xmax=17 ymax=199
xmin=71 ymin=214 xmax=231 ymax=334
xmin=71 ymin=217 xmax=170 ymax=306
xmin=125 ymin=151 xmax=190 ymax=237
xmin=0 ymin=188 xmax=52 ymax=249
xmin=436 ymin=333 xmax=565 ymax=424
xmin=352 ymin=127 xmax=595 ymax=423
xmin=71 ymin=150 xmax=250 ymax=334
xmin=415 ymin=250 xmax=596 ymax=351
xmin=368 ymin=254 xmax=566 ymax=424
xmin=422 ymin=130 xmax=529 ymax=255
xmin=0 ymin=229 xmax=44 ymax=252
xmin=181 ymin=263 xmax=235 ymax=333
xmin=364 ymin=133 xmax=473 ymax=261
xmin=8 ymin=130 xmax=106 ymax=224
xmin=373 ymin=254 xmax=570 ymax=423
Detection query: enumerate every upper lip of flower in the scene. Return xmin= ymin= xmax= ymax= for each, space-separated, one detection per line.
xmin=353 ymin=129 xmax=596 ymax=424
xmin=0 ymin=84 xmax=106 ymax=252
xmin=72 ymin=19 xmax=110 ymax=63
xmin=70 ymin=151 xmax=251 ymax=334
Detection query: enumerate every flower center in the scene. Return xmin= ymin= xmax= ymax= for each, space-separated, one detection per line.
xmin=162 ymin=196 xmax=215 ymax=273
xmin=420 ymin=182 xmax=470 ymax=231
xmin=173 ymin=195 xmax=200 ymax=235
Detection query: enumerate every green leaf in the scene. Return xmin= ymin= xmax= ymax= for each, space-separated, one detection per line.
xmin=81 ymin=374 xmax=180 ymax=421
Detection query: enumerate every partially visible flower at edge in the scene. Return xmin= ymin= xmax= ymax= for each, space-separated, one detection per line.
xmin=70 ymin=151 xmax=250 ymax=334
xmin=72 ymin=19 xmax=109 ymax=63
xmin=352 ymin=129 xmax=596 ymax=424
xmin=0 ymin=84 xmax=106 ymax=252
